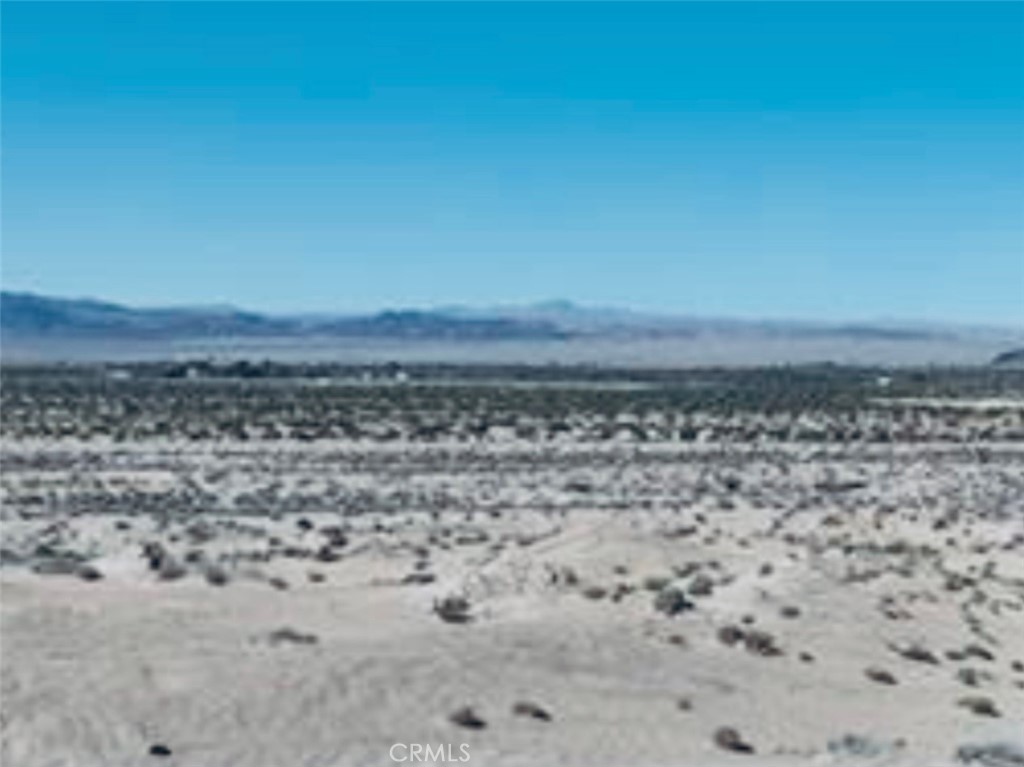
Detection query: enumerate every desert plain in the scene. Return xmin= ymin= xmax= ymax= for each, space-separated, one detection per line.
xmin=2 ymin=363 xmax=1023 ymax=767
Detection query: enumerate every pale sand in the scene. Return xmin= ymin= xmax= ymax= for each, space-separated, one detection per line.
xmin=2 ymin=439 xmax=1023 ymax=766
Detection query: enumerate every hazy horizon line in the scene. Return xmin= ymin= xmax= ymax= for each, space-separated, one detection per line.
xmin=4 ymin=286 xmax=1022 ymax=332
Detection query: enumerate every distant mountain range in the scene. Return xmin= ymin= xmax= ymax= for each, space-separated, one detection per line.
xmin=0 ymin=292 xmax=567 ymax=341
xmin=2 ymin=291 xmax=1022 ymax=359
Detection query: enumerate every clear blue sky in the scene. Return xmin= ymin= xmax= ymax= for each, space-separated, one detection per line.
xmin=3 ymin=2 xmax=1023 ymax=324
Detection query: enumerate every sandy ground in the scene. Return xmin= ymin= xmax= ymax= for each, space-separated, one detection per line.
xmin=2 ymin=438 xmax=1024 ymax=767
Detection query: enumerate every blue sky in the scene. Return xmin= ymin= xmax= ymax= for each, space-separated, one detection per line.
xmin=3 ymin=2 xmax=1023 ymax=323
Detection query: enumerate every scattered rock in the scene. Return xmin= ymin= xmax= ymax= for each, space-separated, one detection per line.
xmin=449 ymin=706 xmax=487 ymax=730
xmin=865 ymin=666 xmax=898 ymax=685
xmin=185 ymin=521 xmax=217 ymax=544
xmin=718 ymin=625 xmax=746 ymax=647
xmin=267 ymin=627 xmax=319 ymax=646
xmin=455 ymin=529 xmax=489 ymax=546
xmin=581 ymin=585 xmax=608 ymax=600
xmin=319 ymin=526 xmax=348 ymax=547
xmin=75 ymin=563 xmax=104 ymax=582
xmin=714 ymin=726 xmax=754 ymax=754
xmin=687 ymin=574 xmax=715 ymax=597
xmin=642 ymin=575 xmax=672 ymax=591
xmin=142 ymin=542 xmax=169 ymax=571
xmin=550 ymin=566 xmax=579 ymax=588
xmin=203 ymin=564 xmax=230 ymax=586
xmin=610 ymin=583 xmax=634 ymax=602
xmin=892 ymin=642 xmax=940 ymax=665
xmin=957 ymin=696 xmax=1001 ymax=717
xmin=672 ymin=562 xmax=701 ymax=579
xmin=157 ymin=556 xmax=187 ymax=582
xmin=314 ymin=545 xmax=341 ymax=563
xmin=957 ymin=668 xmax=987 ymax=688
xmin=434 ymin=595 xmax=472 ymax=624
xmin=512 ymin=701 xmax=552 ymax=722
xmin=744 ymin=630 xmax=782 ymax=657
xmin=964 ymin=644 xmax=996 ymax=662
xmin=653 ymin=587 xmax=694 ymax=616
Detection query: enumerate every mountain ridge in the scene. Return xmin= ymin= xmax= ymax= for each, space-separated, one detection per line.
xmin=0 ymin=291 xmax=567 ymax=341
xmin=2 ymin=290 xmax=1021 ymax=346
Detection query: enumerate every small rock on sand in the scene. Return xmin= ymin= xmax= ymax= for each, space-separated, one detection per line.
xmin=157 ymin=557 xmax=187 ymax=582
xmin=434 ymin=595 xmax=472 ymax=624
xmin=203 ymin=564 xmax=230 ymax=586
xmin=512 ymin=701 xmax=552 ymax=721
xmin=957 ymin=695 xmax=1001 ymax=717
xmin=267 ymin=627 xmax=319 ymax=646
xmin=744 ymin=629 xmax=782 ymax=657
xmin=718 ymin=625 xmax=745 ymax=646
xmin=865 ymin=667 xmax=898 ymax=685
xmin=450 ymin=706 xmax=487 ymax=730
xmin=892 ymin=642 xmax=940 ymax=665
xmin=687 ymin=574 xmax=715 ymax=596
xmin=75 ymin=564 xmax=104 ymax=581
xmin=714 ymin=726 xmax=754 ymax=754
